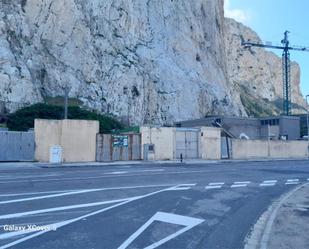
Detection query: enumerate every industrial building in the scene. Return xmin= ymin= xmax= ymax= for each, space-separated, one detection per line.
xmin=175 ymin=115 xmax=301 ymax=140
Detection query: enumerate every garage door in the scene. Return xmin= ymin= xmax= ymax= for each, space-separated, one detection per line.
xmin=176 ymin=129 xmax=199 ymax=159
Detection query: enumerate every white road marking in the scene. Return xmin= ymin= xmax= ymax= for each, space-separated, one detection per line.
xmin=169 ymin=184 xmax=196 ymax=191
xmin=231 ymin=181 xmax=250 ymax=188
xmin=205 ymin=185 xmax=222 ymax=189
xmin=0 ymin=184 xmax=176 ymax=205
xmin=259 ymin=180 xmax=277 ymax=187
xmin=285 ymin=179 xmax=299 ymax=185
xmin=0 ymin=186 xmax=180 ymax=248
xmin=0 ymin=174 xmax=62 ymax=180
xmin=134 ymin=169 xmax=165 ymax=173
xmin=0 ymin=198 xmax=133 ymax=220
xmin=205 ymin=182 xmax=224 ymax=189
xmin=234 ymin=181 xmax=251 ymax=184
xmin=262 ymin=180 xmax=277 ymax=184
xmin=104 ymin=171 xmax=128 ymax=175
xmin=117 ymin=212 xmax=204 ymax=249
xmin=0 ymin=190 xmax=74 ymax=198
xmin=259 ymin=183 xmax=276 ymax=187
xmin=208 ymin=182 xmax=225 ymax=186
xmin=231 ymin=184 xmax=247 ymax=188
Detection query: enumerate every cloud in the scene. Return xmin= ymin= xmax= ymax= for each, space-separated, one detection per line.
xmin=224 ymin=0 xmax=251 ymax=23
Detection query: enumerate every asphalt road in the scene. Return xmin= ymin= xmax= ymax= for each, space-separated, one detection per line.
xmin=0 ymin=160 xmax=308 ymax=249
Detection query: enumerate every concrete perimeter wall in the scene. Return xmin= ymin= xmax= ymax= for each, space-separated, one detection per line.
xmin=141 ymin=126 xmax=176 ymax=160
xmin=200 ymin=127 xmax=221 ymax=160
xmin=35 ymin=119 xmax=99 ymax=162
xmin=269 ymin=140 xmax=308 ymax=158
xmin=231 ymin=139 xmax=308 ymax=159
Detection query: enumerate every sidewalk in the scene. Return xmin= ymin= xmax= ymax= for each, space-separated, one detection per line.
xmin=266 ymin=183 xmax=309 ymax=249
xmin=245 ymin=183 xmax=309 ymax=249
xmin=0 ymin=158 xmax=308 ymax=169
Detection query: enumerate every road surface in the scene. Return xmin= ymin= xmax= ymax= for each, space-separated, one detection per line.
xmin=0 ymin=160 xmax=308 ymax=249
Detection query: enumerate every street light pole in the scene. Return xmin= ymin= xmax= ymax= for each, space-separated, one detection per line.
xmin=64 ymin=86 xmax=70 ymax=119
xmin=306 ymin=94 xmax=309 ymax=157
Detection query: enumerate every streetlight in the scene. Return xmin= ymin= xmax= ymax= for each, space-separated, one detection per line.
xmin=306 ymin=94 xmax=309 ymax=157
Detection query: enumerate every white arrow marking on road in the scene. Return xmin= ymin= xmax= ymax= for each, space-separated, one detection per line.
xmin=0 ymin=185 xmax=186 ymax=249
xmin=117 ymin=212 xmax=204 ymax=249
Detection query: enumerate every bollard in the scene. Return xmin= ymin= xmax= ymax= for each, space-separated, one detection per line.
xmin=180 ymin=153 xmax=183 ymax=163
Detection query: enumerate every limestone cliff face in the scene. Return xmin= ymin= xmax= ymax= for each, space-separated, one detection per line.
xmin=224 ymin=18 xmax=306 ymax=115
xmin=0 ymin=1 xmax=306 ymax=125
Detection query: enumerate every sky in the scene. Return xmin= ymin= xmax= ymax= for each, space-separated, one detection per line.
xmin=224 ymin=0 xmax=309 ymax=98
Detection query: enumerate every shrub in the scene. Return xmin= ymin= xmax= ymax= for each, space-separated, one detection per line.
xmin=7 ymin=103 xmax=123 ymax=133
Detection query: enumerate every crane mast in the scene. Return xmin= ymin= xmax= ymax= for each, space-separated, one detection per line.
xmin=242 ymin=31 xmax=309 ymax=116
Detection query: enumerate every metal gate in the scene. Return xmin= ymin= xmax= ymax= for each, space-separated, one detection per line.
xmin=0 ymin=131 xmax=35 ymax=161
xmin=96 ymin=134 xmax=141 ymax=162
xmin=176 ymin=129 xmax=199 ymax=159
xmin=221 ymin=136 xmax=232 ymax=159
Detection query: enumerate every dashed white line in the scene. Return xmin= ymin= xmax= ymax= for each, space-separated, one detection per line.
xmin=208 ymin=182 xmax=225 ymax=186
xmin=231 ymin=181 xmax=250 ymax=188
xmin=234 ymin=181 xmax=251 ymax=184
xmin=231 ymin=184 xmax=247 ymax=188
xmin=259 ymin=180 xmax=277 ymax=187
xmin=260 ymin=183 xmax=276 ymax=187
xmin=104 ymin=171 xmax=128 ymax=175
xmin=285 ymin=179 xmax=299 ymax=185
xmin=205 ymin=185 xmax=222 ymax=189
xmin=263 ymin=180 xmax=278 ymax=183
xmin=205 ymin=182 xmax=224 ymax=190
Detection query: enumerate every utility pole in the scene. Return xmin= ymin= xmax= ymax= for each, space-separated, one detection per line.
xmin=267 ymin=123 xmax=270 ymax=158
xmin=64 ymin=86 xmax=70 ymax=119
xmin=242 ymin=31 xmax=309 ymax=116
xmin=306 ymin=94 xmax=309 ymax=157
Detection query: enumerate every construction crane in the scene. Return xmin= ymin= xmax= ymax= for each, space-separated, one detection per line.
xmin=242 ymin=31 xmax=309 ymax=116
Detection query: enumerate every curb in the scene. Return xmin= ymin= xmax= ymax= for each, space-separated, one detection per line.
xmin=245 ymin=182 xmax=309 ymax=249
xmin=1 ymin=158 xmax=308 ymax=169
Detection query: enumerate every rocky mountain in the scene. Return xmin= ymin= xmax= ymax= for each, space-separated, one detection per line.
xmin=0 ymin=0 xmax=306 ymax=125
xmin=225 ymin=18 xmax=306 ymax=116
